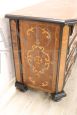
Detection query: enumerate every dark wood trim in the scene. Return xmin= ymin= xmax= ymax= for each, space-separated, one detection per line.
xmin=15 ymin=81 xmax=28 ymax=91
xmin=65 ymin=19 xmax=77 ymax=25
xmin=5 ymin=14 xmax=65 ymax=24
xmin=5 ymin=14 xmax=77 ymax=25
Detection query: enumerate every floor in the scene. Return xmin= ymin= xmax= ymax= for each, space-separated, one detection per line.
xmin=0 ymin=60 xmax=77 ymax=115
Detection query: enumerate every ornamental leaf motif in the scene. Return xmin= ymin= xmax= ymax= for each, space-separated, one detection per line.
xmin=27 ymin=45 xmax=50 ymax=75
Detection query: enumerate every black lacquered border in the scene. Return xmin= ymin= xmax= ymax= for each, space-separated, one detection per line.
xmin=5 ymin=14 xmax=77 ymax=25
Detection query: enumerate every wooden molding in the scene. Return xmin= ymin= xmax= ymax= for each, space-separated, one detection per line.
xmin=58 ymin=25 xmax=69 ymax=92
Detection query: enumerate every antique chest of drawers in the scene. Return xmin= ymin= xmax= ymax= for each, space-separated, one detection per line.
xmin=5 ymin=0 xmax=77 ymax=101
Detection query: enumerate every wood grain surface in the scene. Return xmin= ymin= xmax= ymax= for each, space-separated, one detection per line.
xmin=58 ymin=25 xmax=69 ymax=92
xmin=10 ymin=20 xmax=22 ymax=83
xmin=19 ymin=20 xmax=60 ymax=93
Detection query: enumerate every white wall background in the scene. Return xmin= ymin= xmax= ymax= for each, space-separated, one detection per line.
xmin=0 ymin=0 xmax=45 ymax=95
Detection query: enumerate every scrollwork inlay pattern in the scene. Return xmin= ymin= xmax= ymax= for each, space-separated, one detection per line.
xmin=27 ymin=45 xmax=50 ymax=75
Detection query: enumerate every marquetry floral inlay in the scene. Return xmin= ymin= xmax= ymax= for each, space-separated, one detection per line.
xmin=27 ymin=44 xmax=50 ymax=75
xmin=41 ymin=81 xmax=48 ymax=87
xmin=29 ymin=76 xmax=36 ymax=84
xmin=27 ymin=27 xmax=34 ymax=36
xmin=41 ymin=28 xmax=51 ymax=40
xmin=26 ymin=26 xmax=51 ymax=40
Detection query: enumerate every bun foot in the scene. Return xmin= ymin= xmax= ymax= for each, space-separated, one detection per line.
xmin=51 ymin=91 xmax=66 ymax=102
xmin=15 ymin=81 xmax=28 ymax=92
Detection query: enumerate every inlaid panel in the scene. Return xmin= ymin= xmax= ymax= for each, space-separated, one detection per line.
xmin=19 ymin=20 xmax=60 ymax=93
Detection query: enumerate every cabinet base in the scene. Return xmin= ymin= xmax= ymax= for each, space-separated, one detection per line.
xmin=15 ymin=81 xmax=28 ymax=92
xmin=15 ymin=82 xmax=66 ymax=101
xmin=51 ymin=91 xmax=66 ymax=102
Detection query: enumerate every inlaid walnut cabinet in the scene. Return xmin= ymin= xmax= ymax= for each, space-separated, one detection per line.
xmin=5 ymin=0 xmax=77 ymax=101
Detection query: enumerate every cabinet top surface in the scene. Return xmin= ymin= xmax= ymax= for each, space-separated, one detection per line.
xmin=5 ymin=0 xmax=77 ymax=24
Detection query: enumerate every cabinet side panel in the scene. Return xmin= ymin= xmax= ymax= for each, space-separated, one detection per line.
xmin=19 ymin=20 xmax=61 ymax=93
xmin=58 ymin=25 xmax=69 ymax=92
xmin=10 ymin=20 xmax=22 ymax=82
xmin=51 ymin=25 xmax=61 ymax=92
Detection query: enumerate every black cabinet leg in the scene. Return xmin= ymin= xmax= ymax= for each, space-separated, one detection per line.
xmin=51 ymin=91 xmax=66 ymax=102
xmin=15 ymin=81 xmax=28 ymax=92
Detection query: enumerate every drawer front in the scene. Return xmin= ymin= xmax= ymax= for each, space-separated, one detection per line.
xmin=19 ymin=20 xmax=60 ymax=92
